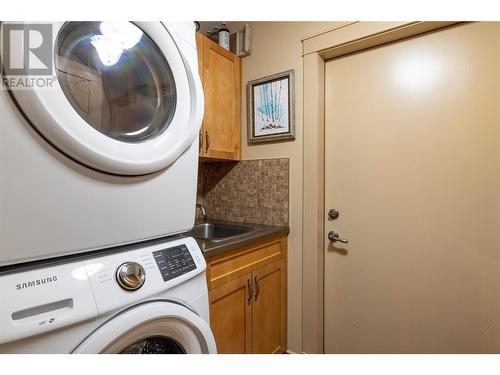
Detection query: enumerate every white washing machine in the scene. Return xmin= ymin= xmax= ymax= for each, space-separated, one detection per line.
xmin=0 ymin=236 xmax=217 ymax=353
xmin=0 ymin=21 xmax=203 ymax=266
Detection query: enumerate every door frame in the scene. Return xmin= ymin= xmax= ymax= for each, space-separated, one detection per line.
xmin=301 ymin=21 xmax=461 ymax=353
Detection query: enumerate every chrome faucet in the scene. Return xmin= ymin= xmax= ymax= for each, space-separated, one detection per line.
xmin=196 ymin=203 xmax=207 ymax=220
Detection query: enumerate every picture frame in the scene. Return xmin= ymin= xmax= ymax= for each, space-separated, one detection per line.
xmin=247 ymin=69 xmax=295 ymax=144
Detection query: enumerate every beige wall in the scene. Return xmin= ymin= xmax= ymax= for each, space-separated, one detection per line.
xmin=228 ymin=22 xmax=348 ymax=353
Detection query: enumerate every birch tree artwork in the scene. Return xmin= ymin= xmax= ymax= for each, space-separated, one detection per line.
xmin=253 ymin=77 xmax=289 ymax=136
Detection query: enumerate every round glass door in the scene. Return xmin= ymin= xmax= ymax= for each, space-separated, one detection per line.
xmin=72 ymin=301 xmax=217 ymax=354
xmin=55 ymin=22 xmax=177 ymax=143
xmin=120 ymin=336 xmax=186 ymax=354
xmin=4 ymin=21 xmax=202 ymax=175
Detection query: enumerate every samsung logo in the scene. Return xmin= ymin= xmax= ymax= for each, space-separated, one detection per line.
xmin=16 ymin=276 xmax=58 ymax=290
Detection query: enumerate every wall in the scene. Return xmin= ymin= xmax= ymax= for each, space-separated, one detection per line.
xmin=228 ymin=22 xmax=349 ymax=353
xmin=197 ymin=159 xmax=289 ymax=226
xmin=197 ymin=22 xmax=223 ymax=36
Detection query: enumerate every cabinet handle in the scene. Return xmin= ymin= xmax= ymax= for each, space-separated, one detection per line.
xmin=199 ymin=130 xmax=203 ymax=152
xmin=254 ymin=275 xmax=260 ymax=301
xmin=247 ymin=277 xmax=253 ymax=305
xmin=205 ymin=131 xmax=210 ymax=153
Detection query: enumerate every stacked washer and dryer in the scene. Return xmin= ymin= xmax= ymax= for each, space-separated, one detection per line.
xmin=0 ymin=21 xmax=216 ymax=353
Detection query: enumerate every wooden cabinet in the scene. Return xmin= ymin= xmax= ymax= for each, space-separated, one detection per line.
xmin=209 ymin=274 xmax=252 ymax=354
xmin=251 ymin=260 xmax=287 ymax=354
xmin=196 ymin=33 xmax=241 ymax=161
xmin=205 ymin=236 xmax=287 ymax=354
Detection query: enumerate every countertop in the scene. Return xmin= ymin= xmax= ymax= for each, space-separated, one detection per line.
xmin=0 ymin=220 xmax=288 ymax=275
xmin=187 ymin=219 xmax=289 ymax=258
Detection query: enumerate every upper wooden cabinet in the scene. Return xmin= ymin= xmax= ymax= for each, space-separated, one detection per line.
xmin=196 ymin=33 xmax=241 ymax=161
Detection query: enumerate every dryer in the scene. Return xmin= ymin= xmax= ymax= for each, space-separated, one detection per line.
xmin=0 ymin=236 xmax=216 ymax=353
xmin=0 ymin=21 xmax=203 ymax=266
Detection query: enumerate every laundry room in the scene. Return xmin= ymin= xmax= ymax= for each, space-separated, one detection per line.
xmin=2 ymin=1 xmax=500 ymax=375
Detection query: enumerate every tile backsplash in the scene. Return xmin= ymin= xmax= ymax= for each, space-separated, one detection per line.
xmin=197 ymin=159 xmax=289 ymax=226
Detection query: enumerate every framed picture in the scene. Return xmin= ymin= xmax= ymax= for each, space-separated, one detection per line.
xmin=247 ymin=69 xmax=295 ymax=144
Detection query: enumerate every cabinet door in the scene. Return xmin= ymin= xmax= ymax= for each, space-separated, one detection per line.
xmin=209 ymin=273 xmax=252 ymax=353
xmin=202 ymin=37 xmax=241 ymax=160
xmin=252 ymin=259 xmax=287 ymax=354
xmin=195 ymin=33 xmax=204 ymax=156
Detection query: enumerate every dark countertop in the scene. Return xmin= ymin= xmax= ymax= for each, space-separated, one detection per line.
xmin=0 ymin=220 xmax=288 ymax=275
xmin=185 ymin=219 xmax=289 ymax=258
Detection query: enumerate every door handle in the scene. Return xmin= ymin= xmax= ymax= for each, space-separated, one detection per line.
xmin=253 ymin=275 xmax=260 ymax=301
xmin=328 ymin=230 xmax=349 ymax=244
xmin=247 ymin=277 xmax=253 ymax=305
xmin=205 ymin=131 xmax=210 ymax=153
xmin=198 ymin=131 xmax=203 ymax=152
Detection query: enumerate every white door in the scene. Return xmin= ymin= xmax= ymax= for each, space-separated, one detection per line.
xmin=324 ymin=22 xmax=500 ymax=353
xmin=2 ymin=22 xmax=202 ymax=175
xmin=73 ymin=301 xmax=217 ymax=353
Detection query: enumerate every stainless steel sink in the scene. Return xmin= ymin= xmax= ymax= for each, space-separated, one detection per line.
xmin=188 ymin=222 xmax=256 ymax=242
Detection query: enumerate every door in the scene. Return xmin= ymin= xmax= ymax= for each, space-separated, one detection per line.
xmin=209 ymin=274 xmax=252 ymax=353
xmin=201 ymin=36 xmax=241 ymax=160
xmin=252 ymin=259 xmax=287 ymax=354
xmin=2 ymin=21 xmax=203 ymax=175
xmin=324 ymin=22 xmax=500 ymax=353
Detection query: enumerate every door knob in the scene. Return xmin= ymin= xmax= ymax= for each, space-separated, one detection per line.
xmin=328 ymin=230 xmax=349 ymax=244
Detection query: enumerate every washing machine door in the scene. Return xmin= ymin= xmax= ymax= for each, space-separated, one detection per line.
xmin=73 ymin=300 xmax=217 ymax=354
xmin=3 ymin=21 xmax=203 ymax=175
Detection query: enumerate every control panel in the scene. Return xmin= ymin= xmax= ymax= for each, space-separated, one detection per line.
xmin=153 ymin=245 xmax=197 ymax=282
xmin=0 ymin=236 xmax=205 ymax=345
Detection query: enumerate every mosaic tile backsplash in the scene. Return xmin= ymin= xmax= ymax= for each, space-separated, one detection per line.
xmin=197 ymin=159 xmax=289 ymax=226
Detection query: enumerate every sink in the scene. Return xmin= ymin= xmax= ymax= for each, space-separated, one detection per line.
xmin=188 ymin=222 xmax=256 ymax=242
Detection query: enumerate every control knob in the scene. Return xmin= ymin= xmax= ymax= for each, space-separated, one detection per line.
xmin=116 ymin=262 xmax=146 ymax=291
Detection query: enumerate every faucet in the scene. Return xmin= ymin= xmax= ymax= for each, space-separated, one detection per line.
xmin=196 ymin=203 xmax=207 ymax=220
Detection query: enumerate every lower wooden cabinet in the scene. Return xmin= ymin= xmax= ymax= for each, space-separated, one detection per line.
xmin=209 ymin=274 xmax=252 ymax=354
xmin=251 ymin=260 xmax=287 ymax=354
xmin=205 ymin=236 xmax=287 ymax=354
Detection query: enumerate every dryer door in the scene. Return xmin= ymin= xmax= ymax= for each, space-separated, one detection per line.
xmin=73 ymin=300 xmax=217 ymax=354
xmin=3 ymin=21 xmax=203 ymax=175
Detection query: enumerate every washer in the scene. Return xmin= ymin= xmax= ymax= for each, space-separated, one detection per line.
xmin=0 ymin=236 xmax=216 ymax=353
xmin=0 ymin=21 xmax=203 ymax=266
